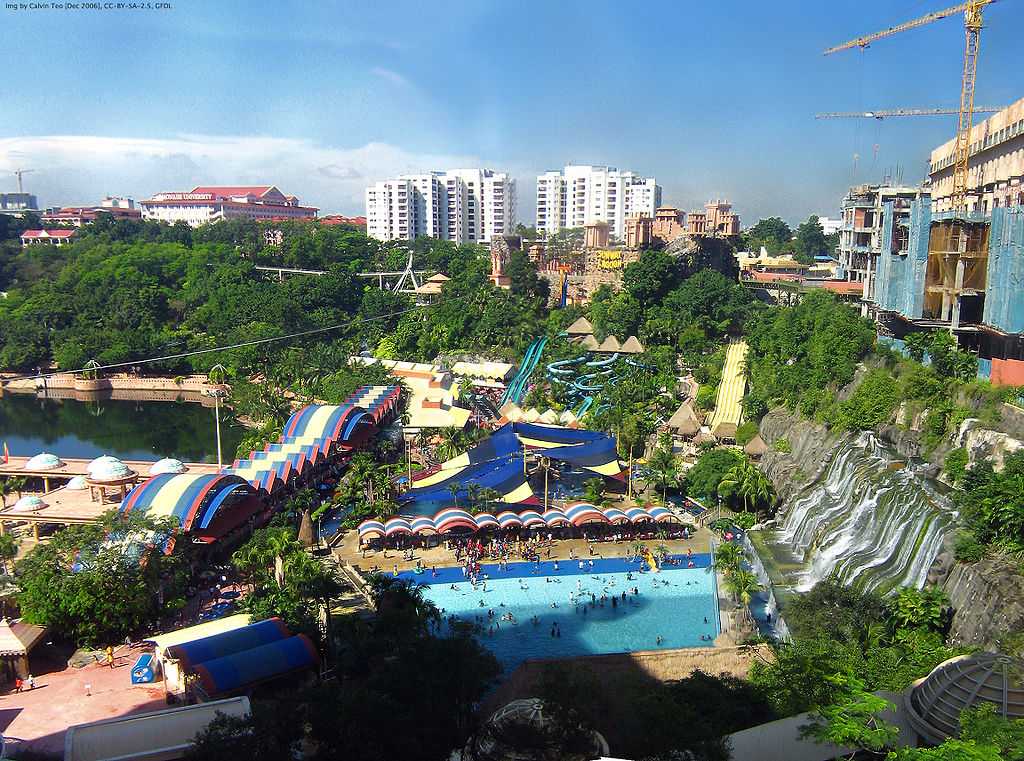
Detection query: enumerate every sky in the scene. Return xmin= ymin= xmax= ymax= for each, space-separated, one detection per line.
xmin=3 ymin=0 xmax=1024 ymax=226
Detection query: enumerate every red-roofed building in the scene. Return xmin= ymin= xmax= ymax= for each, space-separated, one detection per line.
xmin=20 ymin=229 xmax=78 ymax=247
xmin=320 ymin=215 xmax=367 ymax=228
xmin=41 ymin=197 xmax=141 ymax=226
xmin=139 ymin=186 xmax=317 ymax=227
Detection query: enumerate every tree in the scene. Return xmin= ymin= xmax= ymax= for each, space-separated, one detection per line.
xmin=16 ymin=508 xmax=183 ymax=645
xmin=710 ymin=541 xmax=745 ymax=575
xmin=745 ymin=217 xmax=793 ymax=255
xmin=794 ymin=215 xmax=830 ymax=266
xmin=800 ymin=674 xmax=899 ymax=760
xmin=725 ymin=568 xmax=760 ymax=621
xmin=647 ymin=432 xmax=678 ymax=504
xmin=622 ymin=249 xmax=679 ymax=310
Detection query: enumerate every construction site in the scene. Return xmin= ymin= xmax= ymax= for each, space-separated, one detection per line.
xmin=826 ymin=1 xmax=1024 ymax=386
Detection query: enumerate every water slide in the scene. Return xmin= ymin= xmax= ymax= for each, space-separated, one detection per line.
xmin=640 ymin=548 xmax=660 ymax=572
xmin=500 ymin=337 xmax=549 ymax=406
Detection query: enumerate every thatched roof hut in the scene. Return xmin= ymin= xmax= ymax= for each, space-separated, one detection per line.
xmin=620 ymin=335 xmax=644 ymax=354
xmin=743 ymin=435 xmax=768 ymax=458
xmin=667 ymin=401 xmax=704 ymax=438
xmin=566 ymin=317 xmax=593 ymax=335
xmin=597 ymin=335 xmax=621 ymax=353
xmin=713 ymin=421 xmax=738 ymax=440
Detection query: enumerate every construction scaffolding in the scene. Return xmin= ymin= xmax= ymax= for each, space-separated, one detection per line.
xmin=924 ymin=217 xmax=989 ymax=328
xmin=984 ymin=206 xmax=1024 ymax=334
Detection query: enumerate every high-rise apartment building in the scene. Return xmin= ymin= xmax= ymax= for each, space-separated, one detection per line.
xmin=365 ymin=168 xmax=515 ymax=244
xmin=536 ymin=165 xmax=661 ymax=239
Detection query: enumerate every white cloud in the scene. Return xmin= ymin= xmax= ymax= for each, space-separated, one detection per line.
xmin=371 ymin=67 xmax=411 ymax=88
xmin=0 ymin=134 xmax=516 ymax=216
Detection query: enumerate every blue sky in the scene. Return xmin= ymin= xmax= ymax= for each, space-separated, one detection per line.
xmin=3 ymin=0 xmax=1024 ymax=225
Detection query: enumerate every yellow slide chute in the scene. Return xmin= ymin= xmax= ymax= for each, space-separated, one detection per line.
xmin=640 ymin=548 xmax=660 ymax=573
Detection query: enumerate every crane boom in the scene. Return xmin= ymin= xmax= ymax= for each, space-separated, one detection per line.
xmin=13 ymin=169 xmax=33 ymax=195
xmin=816 ymin=107 xmax=1000 ymax=119
xmin=823 ymin=0 xmax=1002 ymax=212
xmin=823 ymin=0 xmax=1000 ymax=54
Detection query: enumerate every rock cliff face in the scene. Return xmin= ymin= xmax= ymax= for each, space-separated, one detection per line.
xmin=929 ymin=535 xmax=1024 ymax=649
xmin=757 ymin=407 xmax=839 ymax=505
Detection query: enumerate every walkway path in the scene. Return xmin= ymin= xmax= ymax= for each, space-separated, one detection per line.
xmin=708 ymin=339 xmax=748 ymax=436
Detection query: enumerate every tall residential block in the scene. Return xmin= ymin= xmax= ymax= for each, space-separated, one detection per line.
xmin=536 ymin=165 xmax=661 ymax=240
xmin=365 ymin=169 xmax=515 ymax=244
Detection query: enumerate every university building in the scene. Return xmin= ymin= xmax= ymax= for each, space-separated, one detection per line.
xmin=139 ymin=186 xmax=317 ymax=227
xmin=365 ymin=168 xmax=515 ymax=244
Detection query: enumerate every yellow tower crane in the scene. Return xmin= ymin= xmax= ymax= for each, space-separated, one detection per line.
xmin=825 ymin=0 xmax=1003 ymax=212
xmin=815 ymin=106 xmax=1000 ymax=120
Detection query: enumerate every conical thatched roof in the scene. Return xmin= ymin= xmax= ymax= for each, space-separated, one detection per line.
xmin=743 ymin=435 xmax=768 ymax=457
xmin=713 ymin=421 xmax=738 ymax=440
xmin=693 ymin=431 xmax=716 ymax=445
xmin=597 ymin=335 xmax=621 ymax=353
xmin=620 ymin=335 xmax=644 ymax=354
xmin=566 ymin=317 xmax=594 ymax=335
xmin=298 ymin=509 xmax=314 ymax=547
xmin=667 ymin=401 xmax=704 ymax=437
xmin=580 ymin=334 xmax=600 ymax=350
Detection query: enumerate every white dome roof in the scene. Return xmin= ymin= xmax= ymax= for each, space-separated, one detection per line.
xmin=87 ymin=459 xmax=136 ymax=483
xmin=86 ymin=455 xmax=122 ymax=475
xmin=66 ymin=476 xmax=89 ymax=490
xmin=149 ymin=458 xmax=187 ymax=475
xmin=14 ymin=495 xmax=45 ymax=511
xmin=24 ymin=453 xmax=64 ymax=471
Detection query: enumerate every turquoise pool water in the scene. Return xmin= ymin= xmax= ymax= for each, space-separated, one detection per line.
xmin=401 ymin=556 xmax=719 ymax=674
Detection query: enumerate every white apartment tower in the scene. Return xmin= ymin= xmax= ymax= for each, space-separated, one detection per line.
xmin=365 ymin=169 xmax=515 ymax=244
xmin=536 ymin=165 xmax=662 ymax=239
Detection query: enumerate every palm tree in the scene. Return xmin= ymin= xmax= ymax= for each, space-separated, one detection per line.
xmin=720 ymin=458 xmax=777 ymax=516
xmin=647 ymin=437 xmax=677 ymax=505
xmin=465 ymin=482 xmax=482 ymax=514
xmin=446 ymin=481 xmax=463 ymax=507
xmin=480 ymin=487 xmax=504 ymax=513
xmin=437 ymin=426 xmax=467 ymax=461
xmin=710 ymin=541 xmax=745 ymax=575
xmin=726 ymin=568 xmax=760 ymax=623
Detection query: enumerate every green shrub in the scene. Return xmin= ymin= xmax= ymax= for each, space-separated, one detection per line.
xmin=695 ymin=383 xmax=718 ymax=412
xmin=944 ymin=447 xmax=969 ymax=484
xmin=954 ymin=533 xmax=987 ymax=563
xmin=831 ymin=369 xmax=899 ymax=431
xmin=774 ymin=438 xmax=791 ymax=453
xmin=734 ymin=422 xmax=759 ymax=446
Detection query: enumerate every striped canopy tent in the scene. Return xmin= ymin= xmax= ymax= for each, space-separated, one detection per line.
xmin=647 ymin=505 xmax=683 ymax=523
xmin=519 ymin=510 xmax=546 ymax=528
xmin=433 ymin=508 xmax=479 ymax=534
xmin=496 ymin=511 xmax=524 ymax=529
xmin=357 ymin=519 xmax=385 ymax=539
xmin=348 ymin=385 xmax=402 ymax=424
xmin=624 ymin=506 xmax=655 ymax=523
xmin=542 ymin=508 xmax=571 ymax=527
xmin=384 ymin=517 xmax=412 ymax=537
xmin=410 ymin=516 xmax=438 ymax=535
xmin=474 ymin=512 xmax=500 ymax=530
xmin=563 ymin=502 xmax=609 ymax=527
xmin=601 ymin=506 xmax=631 ymax=524
xmin=120 ymin=473 xmax=261 ymax=544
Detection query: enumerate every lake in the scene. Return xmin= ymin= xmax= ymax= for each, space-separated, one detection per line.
xmin=0 ymin=392 xmax=247 ymax=464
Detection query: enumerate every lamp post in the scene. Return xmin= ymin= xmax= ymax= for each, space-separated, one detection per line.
xmin=718 ymin=494 xmax=722 ymax=521
xmin=208 ymin=364 xmax=227 ymax=474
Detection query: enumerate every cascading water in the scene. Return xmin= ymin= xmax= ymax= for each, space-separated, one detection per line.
xmin=763 ymin=431 xmax=955 ymax=595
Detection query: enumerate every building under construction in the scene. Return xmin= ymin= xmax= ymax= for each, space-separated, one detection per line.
xmin=870 ymin=96 xmax=1024 ymax=385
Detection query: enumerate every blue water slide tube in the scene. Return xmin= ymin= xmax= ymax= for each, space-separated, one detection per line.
xmin=585 ymin=353 xmax=619 ymax=368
